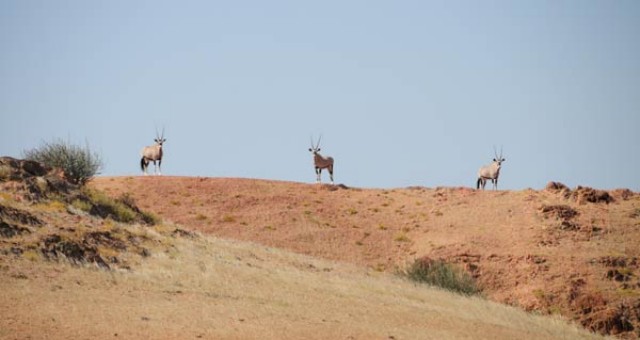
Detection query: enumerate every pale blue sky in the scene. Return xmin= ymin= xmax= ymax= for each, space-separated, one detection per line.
xmin=1 ymin=1 xmax=639 ymax=189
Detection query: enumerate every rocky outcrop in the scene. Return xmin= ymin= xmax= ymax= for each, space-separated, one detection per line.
xmin=0 ymin=156 xmax=74 ymax=200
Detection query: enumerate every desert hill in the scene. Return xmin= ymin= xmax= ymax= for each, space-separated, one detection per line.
xmin=91 ymin=176 xmax=640 ymax=338
xmin=0 ymin=156 xmax=632 ymax=339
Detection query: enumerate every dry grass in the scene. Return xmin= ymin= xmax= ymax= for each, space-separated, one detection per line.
xmin=1 ymin=234 xmax=602 ymax=340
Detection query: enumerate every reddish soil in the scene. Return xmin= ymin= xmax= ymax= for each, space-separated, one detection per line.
xmin=92 ymin=176 xmax=640 ymax=338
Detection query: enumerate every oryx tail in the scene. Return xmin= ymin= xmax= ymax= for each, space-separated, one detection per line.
xmin=140 ymin=157 xmax=149 ymax=172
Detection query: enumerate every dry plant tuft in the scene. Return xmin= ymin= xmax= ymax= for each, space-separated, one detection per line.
xmin=401 ymin=257 xmax=481 ymax=296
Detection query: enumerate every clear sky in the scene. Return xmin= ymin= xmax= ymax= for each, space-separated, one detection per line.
xmin=1 ymin=1 xmax=639 ymax=190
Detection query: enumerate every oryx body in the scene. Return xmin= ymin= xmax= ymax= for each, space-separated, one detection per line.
xmin=309 ymin=136 xmax=334 ymax=184
xmin=476 ymin=147 xmax=506 ymax=190
xmin=140 ymin=129 xmax=166 ymax=175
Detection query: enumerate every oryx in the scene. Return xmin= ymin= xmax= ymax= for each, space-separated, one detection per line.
xmin=140 ymin=128 xmax=166 ymax=175
xmin=476 ymin=147 xmax=506 ymax=190
xmin=309 ymin=135 xmax=334 ymax=184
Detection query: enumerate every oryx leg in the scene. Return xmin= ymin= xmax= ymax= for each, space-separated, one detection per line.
xmin=316 ymin=167 xmax=321 ymax=183
xmin=157 ymin=158 xmax=162 ymax=176
xmin=328 ymin=165 xmax=334 ymax=185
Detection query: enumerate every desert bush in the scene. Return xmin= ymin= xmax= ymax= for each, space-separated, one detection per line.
xmin=0 ymin=165 xmax=11 ymax=181
xmin=23 ymin=139 xmax=103 ymax=185
xmin=88 ymin=190 xmax=136 ymax=223
xmin=401 ymin=257 xmax=480 ymax=296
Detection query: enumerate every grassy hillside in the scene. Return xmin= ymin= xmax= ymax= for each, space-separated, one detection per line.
xmin=2 ymin=234 xmax=602 ymax=339
xmin=92 ymin=176 xmax=640 ymax=338
xmin=0 ymin=157 xmax=630 ymax=338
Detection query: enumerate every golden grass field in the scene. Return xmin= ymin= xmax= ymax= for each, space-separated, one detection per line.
xmin=1 ymin=167 xmax=638 ymax=338
xmin=2 ymin=228 xmax=601 ymax=340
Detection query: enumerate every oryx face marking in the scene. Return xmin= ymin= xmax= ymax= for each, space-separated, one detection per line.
xmin=141 ymin=128 xmax=166 ymax=176
xmin=309 ymin=135 xmax=334 ymax=185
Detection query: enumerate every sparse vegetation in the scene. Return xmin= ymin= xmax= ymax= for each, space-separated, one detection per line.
xmin=83 ymin=189 xmax=136 ymax=223
xmin=0 ymin=165 xmax=11 ymax=181
xmin=401 ymin=257 xmax=480 ymax=296
xmin=0 ymin=192 xmax=13 ymax=201
xmin=140 ymin=210 xmax=161 ymax=225
xmin=23 ymin=139 xmax=103 ymax=185
xmin=75 ymin=188 xmax=159 ymax=225
xmin=71 ymin=198 xmax=92 ymax=212
xmin=394 ymin=233 xmax=411 ymax=242
xmin=118 ymin=193 xmax=161 ymax=225
xmin=37 ymin=200 xmax=67 ymax=212
xmin=21 ymin=249 xmax=41 ymax=262
xmin=222 ymin=215 xmax=236 ymax=223
xmin=83 ymin=176 xmax=637 ymax=338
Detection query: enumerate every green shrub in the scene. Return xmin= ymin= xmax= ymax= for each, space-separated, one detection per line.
xmin=78 ymin=189 xmax=136 ymax=223
xmin=23 ymin=139 xmax=103 ymax=185
xmin=93 ymin=190 xmax=136 ymax=223
xmin=79 ymin=190 xmax=161 ymax=225
xmin=401 ymin=258 xmax=480 ymax=296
